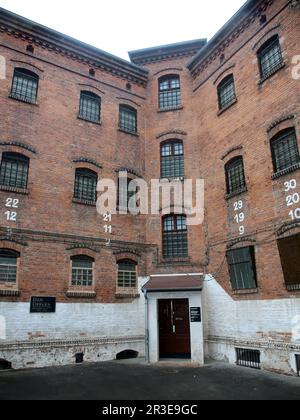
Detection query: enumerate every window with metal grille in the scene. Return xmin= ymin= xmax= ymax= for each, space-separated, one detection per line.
xmin=258 ymin=35 xmax=283 ymax=79
xmin=119 ymin=105 xmax=137 ymax=134
xmin=218 ymin=74 xmax=236 ymax=110
xmin=71 ymin=255 xmax=94 ymax=287
xmin=0 ymin=249 xmax=19 ymax=283
xmin=74 ymin=168 xmax=97 ymax=202
xmin=117 ymin=177 xmax=138 ymax=213
xmin=159 ymin=75 xmax=181 ymax=110
xmin=79 ymin=91 xmax=101 ymax=123
xmin=227 ymin=247 xmax=257 ymax=290
xmin=271 ymin=128 xmax=300 ymax=173
xmin=10 ymin=68 xmax=38 ymax=104
xmin=225 ymin=156 xmax=246 ymax=195
xmin=117 ymin=260 xmax=137 ymax=288
xmin=277 ymin=234 xmax=300 ymax=291
xmin=161 ymin=141 xmax=184 ymax=179
xmin=163 ymin=215 xmax=188 ymax=259
xmin=0 ymin=152 xmax=29 ymax=189
xmin=236 ymin=348 xmax=261 ymax=370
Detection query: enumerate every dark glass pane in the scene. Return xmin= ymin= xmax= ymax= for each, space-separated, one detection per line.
xmin=218 ymin=75 xmax=236 ymax=109
xmin=0 ymin=250 xmax=18 ymax=283
xmin=11 ymin=69 xmax=38 ymax=103
xmin=118 ymin=260 xmax=137 ymax=288
xmin=79 ymin=92 xmax=100 ymax=123
xmin=0 ymin=153 xmax=29 ymax=189
xmin=71 ymin=256 xmax=93 ymax=287
xmin=161 ymin=142 xmax=184 ymax=179
xmin=271 ymin=129 xmax=300 ymax=172
xmin=159 ymin=76 xmax=181 ymax=110
xmin=119 ymin=106 xmax=137 ymax=133
xmin=163 ymin=215 xmax=188 ymax=258
xmin=226 ymin=157 xmax=246 ymax=195
xmin=259 ymin=36 xmax=283 ymax=79
xmin=74 ymin=169 xmax=97 ymax=202
xmin=227 ymin=247 xmax=257 ymax=290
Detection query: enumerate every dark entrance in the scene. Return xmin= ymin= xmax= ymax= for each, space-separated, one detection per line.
xmin=296 ymin=355 xmax=300 ymax=377
xmin=159 ymin=299 xmax=191 ymax=359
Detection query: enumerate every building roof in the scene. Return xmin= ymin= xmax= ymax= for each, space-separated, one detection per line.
xmin=129 ymin=39 xmax=207 ymax=66
xmin=143 ymin=274 xmax=203 ymax=293
xmin=0 ymin=7 xmax=149 ymax=86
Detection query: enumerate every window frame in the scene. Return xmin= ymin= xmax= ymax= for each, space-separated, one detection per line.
xmin=71 ymin=255 xmax=94 ymax=288
xmin=117 ymin=259 xmax=137 ymax=289
xmin=162 ymin=214 xmax=188 ymax=259
xmin=217 ymin=74 xmax=236 ymax=110
xmin=277 ymin=233 xmax=300 ymax=291
xmin=270 ymin=128 xmax=300 ymax=174
xmin=73 ymin=168 xmax=98 ymax=203
xmin=119 ymin=105 xmax=138 ymax=134
xmin=10 ymin=68 xmax=39 ymax=104
xmin=225 ymin=156 xmax=246 ymax=196
xmin=257 ymin=35 xmax=283 ymax=80
xmin=78 ymin=91 xmax=101 ymax=124
xmin=226 ymin=246 xmax=258 ymax=291
xmin=159 ymin=75 xmax=181 ymax=111
xmin=0 ymin=152 xmax=30 ymax=190
xmin=0 ymin=249 xmax=19 ymax=284
xmin=160 ymin=140 xmax=184 ymax=180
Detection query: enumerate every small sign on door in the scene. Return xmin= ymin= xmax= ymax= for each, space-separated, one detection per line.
xmin=190 ymin=307 xmax=201 ymax=323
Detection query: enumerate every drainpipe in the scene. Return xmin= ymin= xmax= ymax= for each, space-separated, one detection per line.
xmin=143 ymin=288 xmax=150 ymax=364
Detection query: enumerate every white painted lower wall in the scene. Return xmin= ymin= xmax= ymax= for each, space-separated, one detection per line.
xmin=203 ymin=275 xmax=300 ymax=375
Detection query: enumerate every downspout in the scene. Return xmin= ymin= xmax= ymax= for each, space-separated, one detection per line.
xmin=143 ymin=288 xmax=150 ymax=364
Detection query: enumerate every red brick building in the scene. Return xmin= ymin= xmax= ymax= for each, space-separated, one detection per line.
xmin=0 ymin=0 xmax=300 ymax=375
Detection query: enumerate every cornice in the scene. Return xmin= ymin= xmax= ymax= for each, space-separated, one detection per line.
xmin=0 ymin=8 xmax=148 ymax=86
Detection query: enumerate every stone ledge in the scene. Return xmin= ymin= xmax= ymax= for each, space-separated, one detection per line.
xmin=0 ymin=289 xmax=20 ymax=297
xmin=206 ymin=335 xmax=300 ymax=352
xmin=115 ymin=293 xmax=140 ymax=299
xmin=66 ymin=291 xmax=96 ymax=299
xmin=0 ymin=185 xmax=29 ymax=195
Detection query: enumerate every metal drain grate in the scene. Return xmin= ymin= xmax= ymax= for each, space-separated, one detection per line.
xmin=236 ymin=348 xmax=261 ymax=370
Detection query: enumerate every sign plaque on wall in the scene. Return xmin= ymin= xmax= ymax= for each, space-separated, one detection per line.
xmin=30 ymin=297 xmax=56 ymax=313
xmin=190 ymin=307 xmax=201 ymax=323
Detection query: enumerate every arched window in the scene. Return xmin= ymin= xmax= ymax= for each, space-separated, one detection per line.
xmin=74 ymin=168 xmax=97 ymax=202
xmin=10 ymin=68 xmax=39 ymax=104
xmin=79 ymin=91 xmax=101 ymax=123
xmin=163 ymin=215 xmax=188 ymax=259
xmin=161 ymin=140 xmax=184 ymax=179
xmin=257 ymin=35 xmax=283 ymax=79
xmin=0 ymin=152 xmax=29 ymax=189
xmin=270 ymin=128 xmax=300 ymax=173
xmin=217 ymin=74 xmax=236 ymax=110
xmin=225 ymin=156 xmax=246 ymax=196
xmin=159 ymin=75 xmax=181 ymax=110
xmin=119 ymin=105 xmax=137 ymax=134
xmin=117 ymin=260 xmax=137 ymax=288
xmin=71 ymin=255 xmax=94 ymax=287
xmin=0 ymin=249 xmax=20 ymax=283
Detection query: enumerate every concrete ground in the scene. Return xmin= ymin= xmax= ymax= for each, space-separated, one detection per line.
xmin=0 ymin=360 xmax=300 ymax=400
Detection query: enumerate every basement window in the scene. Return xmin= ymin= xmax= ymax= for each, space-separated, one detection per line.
xmin=236 ymin=348 xmax=261 ymax=370
xmin=277 ymin=234 xmax=300 ymax=291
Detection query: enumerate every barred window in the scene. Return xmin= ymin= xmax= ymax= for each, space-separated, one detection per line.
xmin=218 ymin=75 xmax=236 ymax=110
xmin=277 ymin=234 xmax=300 ymax=291
xmin=71 ymin=255 xmax=94 ymax=287
xmin=118 ymin=177 xmax=138 ymax=213
xmin=117 ymin=260 xmax=137 ymax=288
xmin=163 ymin=215 xmax=188 ymax=259
xmin=119 ymin=105 xmax=137 ymax=134
xmin=227 ymin=247 xmax=257 ymax=290
xmin=161 ymin=141 xmax=184 ymax=179
xmin=225 ymin=156 xmax=246 ymax=195
xmin=159 ymin=75 xmax=181 ymax=110
xmin=79 ymin=91 xmax=101 ymax=123
xmin=0 ymin=152 xmax=29 ymax=189
xmin=271 ymin=128 xmax=300 ymax=173
xmin=74 ymin=168 xmax=97 ymax=202
xmin=10 ymin=68 xmax=38 ymax=104
xmin=0 ymin=249 xmax=19 ymax=283
xmin=258 ymin=35 xmax=283 ymax=79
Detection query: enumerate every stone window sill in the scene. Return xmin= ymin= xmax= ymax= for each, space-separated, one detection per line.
xmin=272 ymin=162 xmax=300 ymax=180
xmin=233 ymin=288 xmax=258 ymax=295
xmin=217 ymin=98 xmax=238 ymax=116
xmin=0 ymin=185 xmax=29 ymax=195
xmin=225 ymin=187 xmax=248 ymax=200
xmin=118 ymin=128 xmax=139 ymax=137
xmin=72 ymin=198 xmax=96 ymax=207
xmin=158 ymin=106 xmax=183 ymax=113
xmin=258 ymin=62 xmax=286 ymax=86
xmin=286 ymin=284 xmax=300 ymax=292
xmin=0 ymin=289 xmax=20 ymax=297
xmin=77 ymin=115 xmax=101 ymax=125
xmin=66 ymin=290 xmax=96 ymax=299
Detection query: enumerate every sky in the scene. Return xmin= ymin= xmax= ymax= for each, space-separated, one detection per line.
xmin=0 ymin=0 xmax=247 ymax=61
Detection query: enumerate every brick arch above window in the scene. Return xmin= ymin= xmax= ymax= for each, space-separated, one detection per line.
xmin=0 ymin=240 xmax=24 ymax=255
xmin=72 ymin=157 xmax=102 ymax=171
xmin=10 ymin=60 xmax=44 ymax=78
xmin=66 ymin=247 xmax=99 ymax=260
xmin=78 ymin=83 xmax=105 ymax=96
xmin=221 ymin=145 xmax=244 ymax=162
xmin=154 ymin=68 xmax=183 ymax=77
xmin=0 ymin=142 xmax=37 ymax=157
xmin=252 ymin=25 xmax=281 ymax=51
xmin=213 ymin=64 xmax=236 ymax=86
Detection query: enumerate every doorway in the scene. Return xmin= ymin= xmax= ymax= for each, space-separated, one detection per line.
xmin=158 ymin=299 xmax=191 ymax=359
